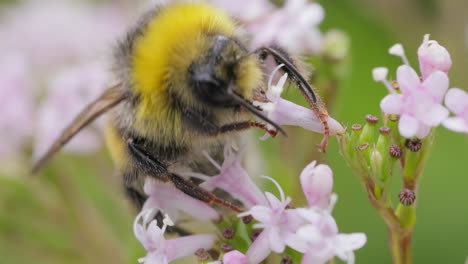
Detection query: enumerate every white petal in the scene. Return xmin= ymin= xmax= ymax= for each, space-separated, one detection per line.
xmin=422 ymin=70 xmax=449 ymax=102
xmin=334 ymin=233 xmax=367 ymax=262
xmin=380 ymin=94 xmax=403 ymax=115
xmin=415 ymin=124 xmax=431 ymax=139
xmin=249 ymin=206 xmax=272 ymax=223
xmin=268 ymin=227 xmax=286 ymax=253
xmin=421 ymin=104 xmax=449 ymax=126
xmin=246 ymin=230 xmax=272 ymax=264
xmin=442 ymin=117 xmax=468 ymax=133
xmin=284 ymin=233 xmax=309 ymax=253
xmin=396 ymin=65 xmax=420 ymax=93
xmin=165 ymin=234 xmax=215 ymax=261
xmin=398 ymin=114 xmax=419 ymax=138
xmin=445 ymin=88 xmax=468 ymax=115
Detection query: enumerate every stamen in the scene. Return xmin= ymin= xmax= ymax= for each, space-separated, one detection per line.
xmin=372 ymin=67 xmax=396 ymax=94
xmin=389 ymin=43 xmax=410 ymax=66
xmin=267 ymin=63 xmax=285 ymax=89
xmin=162 ymin=214 xmax=174 ymax=233
xmin=261 ymin=175 xmax=285 ymax=202
xmin=202 ymin=151 xmax=222 ymax=171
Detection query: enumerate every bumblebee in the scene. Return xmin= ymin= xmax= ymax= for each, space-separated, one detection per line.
xmin=33 ymin=2 xmax=329 ymax=212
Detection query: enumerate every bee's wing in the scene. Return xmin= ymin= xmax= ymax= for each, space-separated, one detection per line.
xmin=32 ymin=83 xmax=127 ymax=173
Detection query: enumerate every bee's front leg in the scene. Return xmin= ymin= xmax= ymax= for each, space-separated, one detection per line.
xmin=125 ymin=138 xmax=243 ymax=213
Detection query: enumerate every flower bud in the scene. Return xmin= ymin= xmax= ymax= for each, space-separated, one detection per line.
xmin=370 ymin=148 xmax=383 ymax=182
xmin=223 ymin=250 xmax=248 ymax=264
xmin=360 ymin=115 xmax=378 ymax=145
xmin=223 ymin=226 xmax=235 ymax=239
xmin=389 ymin=145 xmax=403 ymax=159
xmin=418 ymin=34 xmax=452 ymax=79
xmin=322 ymin=29 xmax=350 ymax=61
xmin=399 ymin=189 xmax=416 ymax=206
xmin=300 ymin=161 xmax=333 ymax=209
xmin=405 ymin=139 xmax=422 ymax=152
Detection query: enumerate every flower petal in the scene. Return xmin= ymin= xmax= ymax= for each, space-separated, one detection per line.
xmin=268 ymin=227 xmax=286 ymax=253
xmin=415 ymin=124 xmax=431 ymax=139
xmin=300 ymin=162 xmax=333 ymax=209
xmin=442 ymin=117 xmax=468 ymax=133
xmin=422 ymin=70 xmax=449 ymax=102
xmin=246 ymin=230 xmax=272 ymax=264
xmin=421 ymin=104 xmax=449 ymax=126
xmin=222 ymin=250 xmax=248 ymax=264
xmin=165 ymin=234 xmax=215 ymax=261
xmin=444 ymin=88 xmax=468 ymax=115
xmin=398 ymin=114 xmax=419 ymax=138
xmin=380 ymin=94 xmax=403 ymax=115
xmin=396 ymin=65 xmax=420 ymax=93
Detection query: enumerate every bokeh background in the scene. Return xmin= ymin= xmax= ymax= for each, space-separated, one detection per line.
xmin=0 ymin=0 xmax=467 ymax=263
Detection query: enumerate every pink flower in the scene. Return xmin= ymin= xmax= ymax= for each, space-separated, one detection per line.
xmin=0 ymin=0 xmax=131 ymax=161
xmin=0 ymin=53 xmax=33 ymax=160
xmin=300 ymin=161 xmax=333 ymax=209
xmin=134 ymin=211 xmax=215 ymax=264
xmin=33 ymin=62 xmax=110 ymax=159
xmin=222 ymin=250 xmax=248 ymax=264
xmin=246 ymin=0 xmax=325 ymax=54
xmin=291 ymin=209 xmax=367 ymax=264
xmin=442 ymin=88 xmax=468 ymax=133
xmin=191 ymin=144 xmax=268 ymax=207
xmin=254 ymin=65 xmax=345 ymax=140
xmin=379 ymin=65 xmax=449 ymax=138
xmin=143 ymin=178 xmax=220 ymax=222
xmin=238 ymin=176 xmax=304 ymax=264
xmin=418 ymin=34 xmax=452 ymax=80
xmin=210 ymin=0 xmax=274 ymax=22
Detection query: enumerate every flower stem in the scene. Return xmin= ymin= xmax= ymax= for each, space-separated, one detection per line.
xmin=389 ymin=228 xmax=413 ymax=264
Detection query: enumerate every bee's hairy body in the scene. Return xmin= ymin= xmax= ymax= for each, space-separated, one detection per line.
xmin=32 ymin=1 xmax=329 ymax=214
xmin=106 ymin=2 xmax=264 ymax=206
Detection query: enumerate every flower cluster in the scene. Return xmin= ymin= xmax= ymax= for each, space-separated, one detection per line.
xmin=373 ymin=34 xmax=468 ymax=138
xmin=0 ymin=0 xmax=132 ymax=164
xmin=135 ymin=145 xmax=366 ymax=264
xmin=155 ymin=0 xmax=326 ymax=54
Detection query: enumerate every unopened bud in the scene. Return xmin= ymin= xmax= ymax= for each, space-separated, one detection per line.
xmin=223 ymin=227 xmax=235 ymax=239
xmin=242 ymin=215 xmax=253 ymax=224
xmin=405 ymin=139 xmax=422 ymax=152
xmin=352 ymin=124 xmax=363 ymax=131
xmin=221 ymin=243 xmax=233 ymax=252
xmin=322 ymin=29 xmax=350 ymax=61
xmin=366 ymin=115 xmax=379 ymax=125
xmin=418 ymin=34 xmax=452 ymax=79
xmin=389 ymin=145 xmax=403 ymax=158
xmin=399 ymin=189 xmax=416 ymax=206
xmin=195 ymin=249 xmax=210 ymax=261
xmin=358 ymin=143 xmax=370 ymax=151
xmin=281 ymin=256 xmax=293 ymax=264
xmin=379 ymin=126 xmax=391 ymax=134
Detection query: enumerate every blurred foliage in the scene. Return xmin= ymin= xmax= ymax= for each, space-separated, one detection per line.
xmin=0 ymin=0 xmax=467 ymax=263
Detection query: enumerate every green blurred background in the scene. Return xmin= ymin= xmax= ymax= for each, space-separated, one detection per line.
xmin=1 ymin=0 xmax=467 ymax=263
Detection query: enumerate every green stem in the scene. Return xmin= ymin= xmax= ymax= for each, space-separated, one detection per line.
xmin=389 ymin=228 xmax=413 ymax=264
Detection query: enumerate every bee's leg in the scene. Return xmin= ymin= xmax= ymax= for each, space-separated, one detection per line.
xmin=253 ymin=45 xmax=330 ymax=151
xmin=183 ymin=107 xmax=277 ymax=137
xmin=126 ymin=139 xmax=243 ymax=213
xmin=218 ymin=121 xmax=278 ymax=137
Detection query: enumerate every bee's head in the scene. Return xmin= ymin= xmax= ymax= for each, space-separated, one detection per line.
xmin=189 ymin=35 xmax=262 ymax=107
